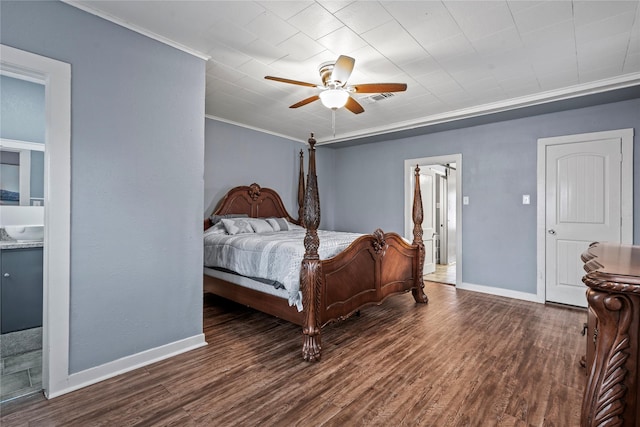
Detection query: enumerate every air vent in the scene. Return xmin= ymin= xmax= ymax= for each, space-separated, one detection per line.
xmin=371 ymin=92 xmax=395 ymax=101
xmin=360 ymin=92 xmax=396 ymax=104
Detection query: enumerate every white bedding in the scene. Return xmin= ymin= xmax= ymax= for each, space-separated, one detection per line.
xmin=203 ymin=229 xmax=362 ymax=309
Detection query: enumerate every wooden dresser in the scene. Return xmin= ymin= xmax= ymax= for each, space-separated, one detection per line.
xmin=581 ymin=242 xmax=640 ymax=427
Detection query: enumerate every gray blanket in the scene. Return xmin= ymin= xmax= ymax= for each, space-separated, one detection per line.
xmin=204 ymin=229 xmax=362 ymax=308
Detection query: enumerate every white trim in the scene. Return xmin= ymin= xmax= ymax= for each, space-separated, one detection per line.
xmin=316 ymin=73 xmax=640 ymax=145
xmin=1 ymin=44 xmax=72 ymax=399
xmin=536 ymin=128 xmax=634 ymax=304
xmin=204 ymin=114 xmax=306 ymax=143
xmin=404 ymin=154 xmax=463 ymax=287
xmin=458 ymin=282 xmax=542 ymax=304
xmin=62 ymin=1 xmax=210 ymax=61
xmin=0 ymin=138 xmax=45 ymax=151
xmin=47 ymin=334 xmax=207 ymax=399
xmin=0 ymin=67 xmax=47 ymax=85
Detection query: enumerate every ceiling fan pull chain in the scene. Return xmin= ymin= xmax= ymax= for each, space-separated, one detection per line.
xmin=332 ymin=109 xmax=336 ymax=138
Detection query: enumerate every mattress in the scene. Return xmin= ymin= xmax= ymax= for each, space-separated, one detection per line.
xmin=203 ymin=228 xmax=362 ymax=308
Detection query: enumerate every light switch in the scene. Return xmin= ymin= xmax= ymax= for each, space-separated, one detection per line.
xmin=522 ymin=194 xmax=530 ymax=205
xmin=463 ymin=196 xmax=469 ymax=205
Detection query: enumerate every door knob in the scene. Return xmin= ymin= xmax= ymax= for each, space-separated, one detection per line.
xmin=3 ymin=273 xmax=9 ymax=278
xmin=548 ymin=229 xmax=556 ymax=235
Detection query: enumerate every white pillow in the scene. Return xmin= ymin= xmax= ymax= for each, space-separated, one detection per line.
xmin=205 ymin=222 xmax=227 ymax=235
xmin=266 ymin=218 xmax=290 ymax=231
xmin=209 ymin=213 xmax=248 ymax=226
xmin=221 ymin=218 xmax=254 ymax=235
xmin=248 ymin=218 xmax=274 ymax=233
xmin=266 ymin=218 xmax=303 ymax=231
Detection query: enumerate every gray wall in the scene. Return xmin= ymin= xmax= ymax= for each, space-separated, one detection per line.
xmin=205 ymin=118 xmax=336 ymax=229
xmin=0 ymin=75 xmax=45 ymax=143
xmin=331 ymin=98 xmax=640 ymax=295
xmin=0 ymin=75 xmax=46 ymax=204
xmin=1 ymin=1 xmax=205 ymax=373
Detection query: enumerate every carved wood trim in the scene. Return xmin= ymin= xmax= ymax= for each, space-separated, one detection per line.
xmin=372 ymin=228 xmax=387 ymax=256
xmin=301 ymin=133 xmax=323 ymax=361
xmin=209 ymin=183 xmax=299 ymax=226
xmin=298 ymin=149 xmax=305 ymax=227
xmin=301 ymin=259 xmax=322 ymax=361
xmin=247 ymin=183 xmax=261 ymax=201
xmin=320 ymin=231 xmax=417 ymax=323
xmin=582 ymin=290 xmax=631 ymax=427
xmin=411 ymin=165 xmax=428 ymax=304
xmin=583 ymin=277 xmax=640 ymax=295
xmin=581 ymin=242 xmax=640 ymax=426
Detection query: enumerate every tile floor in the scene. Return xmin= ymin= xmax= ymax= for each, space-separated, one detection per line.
xmin=0 ymin=349 xmax=42 ymax=402
xmin=424 ymin=263 xmax=456 ymax=285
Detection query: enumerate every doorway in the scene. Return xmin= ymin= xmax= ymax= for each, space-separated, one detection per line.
xmin=1 ymin=44 xmax=71 ymax=399
xmin=536 ymin=129 xmax=633 ymax=307
xmin=405 ymin=154 xmax=462 ymax=287
xmin=0 ymin=74 xmax=46 ymax=401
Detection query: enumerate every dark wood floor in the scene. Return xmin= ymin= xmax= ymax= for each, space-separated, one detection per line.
xmin=1 ymin=282 xmax=587 ymax=426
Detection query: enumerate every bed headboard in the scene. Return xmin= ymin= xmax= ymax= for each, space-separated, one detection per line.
xmin=205 ymin=183 xmax=299 ymax=230
xmin=205 ymin=149 xmax=306 ymax=231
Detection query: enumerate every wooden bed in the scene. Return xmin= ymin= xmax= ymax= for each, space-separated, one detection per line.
xmin=203 ymin=134 xmax=428 ymax=361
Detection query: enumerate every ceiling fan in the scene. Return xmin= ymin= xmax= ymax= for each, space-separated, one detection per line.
xmin=265 ymin=55 xmax=407 ymax=114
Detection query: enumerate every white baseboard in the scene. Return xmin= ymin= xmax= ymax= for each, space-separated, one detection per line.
xmin=46 ymin=333 xmax=207 ymax=399
xmin=457 ymin=282 xmax=543 ymax=304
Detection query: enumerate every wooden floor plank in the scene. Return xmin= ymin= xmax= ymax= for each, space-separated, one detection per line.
xmin=0 ymin=282 xmax=587 ymax=426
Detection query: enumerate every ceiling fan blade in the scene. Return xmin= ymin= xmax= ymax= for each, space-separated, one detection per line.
xmin=331 ymin=55 xmax=355 ymax=86
xmin=289 ymin=95 xmax=320 ymax=109
xmin=344 ymin=96 xmax=364 ymax=114
xmin=352 ymin=83 xmax=407 ymax=93
xmin=265 ymin=76 xmax=318 ymax=88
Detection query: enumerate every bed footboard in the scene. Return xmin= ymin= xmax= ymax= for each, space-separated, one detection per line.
xmin=319 ymin=230 xmax=420 ymax=322
xmin=299 ymin=135 xmax=427 ymax=362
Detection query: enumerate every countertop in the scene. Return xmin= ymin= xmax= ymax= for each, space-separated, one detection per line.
xmin=0 ymin=240 xmax=44 ymax=250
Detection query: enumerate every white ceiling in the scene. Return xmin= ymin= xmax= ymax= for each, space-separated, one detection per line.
xmin=68 ymin=0 xmax=640 ymax=144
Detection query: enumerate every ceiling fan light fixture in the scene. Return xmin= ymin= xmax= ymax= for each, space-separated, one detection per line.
xmin=319 ymin=89 xmax=349 ymax=109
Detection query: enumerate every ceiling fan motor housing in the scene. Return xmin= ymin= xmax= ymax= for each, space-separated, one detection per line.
xmin=319 ymin=62 xmax=337 ymax=86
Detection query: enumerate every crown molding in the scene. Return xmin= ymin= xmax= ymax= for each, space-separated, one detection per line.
xmin=204 ymin=114 xmax=306 ymax=144
xmin=62 ymin=1 xmax=210 ymax=61
xmin=316 ymin=72 xmax=640 ymax=145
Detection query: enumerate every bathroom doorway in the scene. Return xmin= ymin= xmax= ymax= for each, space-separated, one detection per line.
xmin=0 ymin=74 xmax=46 ymax=402
xmin=1 ymin=44 xmax=71 ymax=400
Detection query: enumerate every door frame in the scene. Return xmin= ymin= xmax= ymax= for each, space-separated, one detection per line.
xmin=1 ymin=44 xmax=71 ymax=398
xmin=536 ymin=129 xmax=634 ymax=303
xmin=438 ymin=171 xmax=448 ymax=265
xmin=405 ymin=154 xmax=462 ymax=286
xmin=417 ymin=167 xmax=437 ymax=274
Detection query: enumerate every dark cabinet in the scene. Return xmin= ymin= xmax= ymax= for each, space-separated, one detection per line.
xmin=581 ymin=242 xmax=639 ymax=427
xmin=0 ymin=247 xmax=43 ymax=334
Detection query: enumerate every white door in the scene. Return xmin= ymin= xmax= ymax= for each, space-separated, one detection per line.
xmin=421 ymin=168 xmax=437 ymax=275
xmin=438 ymin=175 xmax=448 ymax=265
xmin=545 ymin=139 xmax=622 ymax=307
xmin=446 ymin=165 xmax=457 ymax=265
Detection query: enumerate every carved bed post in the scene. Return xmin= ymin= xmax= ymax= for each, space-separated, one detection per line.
xmin=411 ymin=165 xmax=429 ymax=304
xmin=298 ymin=149 xmax=305 ymax=225
xmin=301 ymin=133 xmax=323 ymax=361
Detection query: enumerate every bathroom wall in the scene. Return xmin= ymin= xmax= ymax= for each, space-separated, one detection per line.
xmin=0 ymin=75 xmax=45 ymax=226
